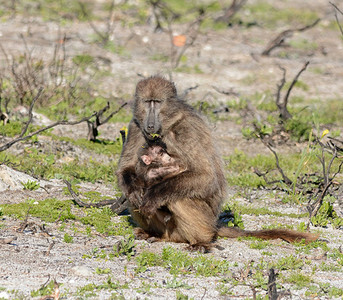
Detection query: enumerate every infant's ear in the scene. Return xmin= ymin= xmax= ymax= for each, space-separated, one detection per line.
xmin=141 ymin=155 xmax=151 ymax=165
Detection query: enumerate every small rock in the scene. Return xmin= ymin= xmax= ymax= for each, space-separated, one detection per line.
xmin=70 ymin=265 xmax=93 ymax=277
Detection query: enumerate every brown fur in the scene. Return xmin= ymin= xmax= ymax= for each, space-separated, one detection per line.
xmin=116 ymin=76 xmax=318 ymax=251
xmin=136 ymin=144 xmax=184 ymax=186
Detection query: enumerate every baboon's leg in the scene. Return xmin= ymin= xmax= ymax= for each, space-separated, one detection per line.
xmin=165 ymin=198 xmax=217 ymax=247
xmin=130 ymin=206 xmax=168 ymax=239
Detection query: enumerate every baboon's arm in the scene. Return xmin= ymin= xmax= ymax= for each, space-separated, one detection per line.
xmin=116 ymin=120 xmax=145 ymax=199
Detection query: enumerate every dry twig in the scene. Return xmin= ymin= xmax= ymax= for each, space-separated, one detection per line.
xmin=330 ymin=2 xmax=343 ymax=36
xmin=87 ymin=102 xmax=127 ymax=141
xmin=262 ymin=19 xmax=320 ymax=56
xmin=215 ymin=0 xmax=247 ymax=23
xmin=64 ymin=180 xmax=128 ymax=214
xmin=275 ymin=61 xmax=309 ymax=121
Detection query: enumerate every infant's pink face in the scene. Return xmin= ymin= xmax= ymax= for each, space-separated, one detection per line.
xmin=141 ymin=154 xmax=152 ymax=165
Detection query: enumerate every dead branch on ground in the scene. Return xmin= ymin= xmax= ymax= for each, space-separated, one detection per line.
xmin=212 ymin=86 xmax=240 ymax=98
xmin=64 ymin=180 xmax=128 ymax=214
xmin=87 ymin=101 xmax=127 ymax=141
xmin=262 ymin=19 xmax=320 ymax=56
xmin=275 ymin=61 xmax=309 ymax=121
xmin=215 ymin=0 xmax=247 ymax=24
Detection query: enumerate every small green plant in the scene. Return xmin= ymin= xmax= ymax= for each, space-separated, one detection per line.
xmin=63 ymin=233 xmax=73 ymax=243
xmin=176 ymin=290 xmax=194 ymax=300
xmin=311 ymin=198 xmax=343 ymax=228
xmin=21 ymin=180 xmax=40 ymax=191
xmin=113 ymin=236 xmax=135 ymax=260
xmin=95 ymin=267 xmax=111 ymax=275
xmin=31 ymin=280 xmax=56 ymax=297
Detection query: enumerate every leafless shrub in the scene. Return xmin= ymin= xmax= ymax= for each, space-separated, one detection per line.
xmin=87 ymin=101 xmax=127 ymax=141
xmin=147 ymin=1 xmax=206 ymax=69
xmin=0 ymin=33 xmax=83 ymax=110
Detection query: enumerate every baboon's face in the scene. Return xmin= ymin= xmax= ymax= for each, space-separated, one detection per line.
xmin=134 ymin=77 xmax=177 ymax=141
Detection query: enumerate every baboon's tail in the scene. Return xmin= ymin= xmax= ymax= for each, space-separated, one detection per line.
xmin=217 ymin=227 xmax=319 ymax=243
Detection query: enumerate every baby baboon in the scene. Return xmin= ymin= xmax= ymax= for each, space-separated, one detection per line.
xmin=136 ymin=143 xmax=184 ymax=186
xmin=116 ymin=76 xmax=318 ymax=252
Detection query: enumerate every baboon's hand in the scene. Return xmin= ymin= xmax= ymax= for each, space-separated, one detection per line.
xmin=139 ymin=201 xmax=158 ymax=218
xmin=128 ymin=191 xmax=143 ymax=207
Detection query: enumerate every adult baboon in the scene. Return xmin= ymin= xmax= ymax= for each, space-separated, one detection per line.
xmin=116 ymin=76 xmax=318 ymax=251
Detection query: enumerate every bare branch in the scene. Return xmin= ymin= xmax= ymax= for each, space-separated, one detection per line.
xmin=262 ymin=19 xmax=320 ymax=56
xmin=282 ymin=61 xmax=309 ymax=118
xmin=0 ymin=111 xmax=97 ymax=152
xmin=330 ymin=2 xmax=343 ymax=36
xmin=215 ymin=0 xmax=248 ymax=23
xmin=275 ymin=61 xmax=309 ymax=121
xmin=212 ymin=86 xmax=240 ymax=97
xmin=87 ymin=102 xmax=127 ymax=141
xmin=64 ymin=180 xmax=128 ymax=214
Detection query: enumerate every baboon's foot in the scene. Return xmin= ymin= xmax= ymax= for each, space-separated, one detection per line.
xmin=134 ymin=228 xmax=151 ymax=240
xmin=134 ymin=228 xmax=160 ymax=243
xmin=186 ymin=243 xmax=212 ymax=253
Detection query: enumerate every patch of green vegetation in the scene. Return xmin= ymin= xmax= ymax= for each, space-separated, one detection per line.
xmin=244 ymin=2 xmax=319 ymax=28
xmin=31 ymin=280 xmax=56 ymax=298
xmin=72 ymin=54 xmax=95 ymax=70
xmin=175 ymin=64 xmax=204 ymax=74
xmin=0 ymin=199 xmax=133 ymax=236
xmin=316 ymin=283 xmax=343 ymax=297
xmin=0 ymin=198 xmax=76 ymax=222
xmin=4 ymin=0 xmax=93 ymax=23
xmin=249 ymin=240 xmax=271 ymax=250
xmin=95 ymin=267 xmax=111 ymax=275
xmin=150 ymin=53 xmax=169 ymax=62
xmin=135 ymin=246 xmax=232 ymax=276
xmin=81 ymin=208 xmax=133 ymax=236
xmin=289 ymin=39 xmax=318 ymax=52
xmin=311 ymin=198 xmax=343 ymax=228
xmin=0 ymin=148 xmax=117 ymax=183
xmin=63 ymin=233 xmax=73 ymax=243
xmin=77 ymin=277 xmax=128 ymax=297
xmin=283 ymin=80 xmax=309 ymax=92
xmin=284 ymin=272 xmax=312 ymax=289
xmin=295 ymin=239 xmax=329 ymax=255
xmin=21 ymin=180 xmax=40 ymax=191
xmin=176 ymin=291 xmax=194 ymax=300
xmin=164 ymin=277 xmax=193 ymax=290
xmin=274 ymin=255 xmax=304 ymax=270
xmin=113 ymin=235 xmax=136 ymax=260
xmin=53 ymin=135 xmax=124 ymax=156
xmin=228 ymin=201 xmax=308 ymax=219
xmin=38 ymin=95 xmax=131 ymax=124
xmin=0 ymin=121 xmax=40 ymax=138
